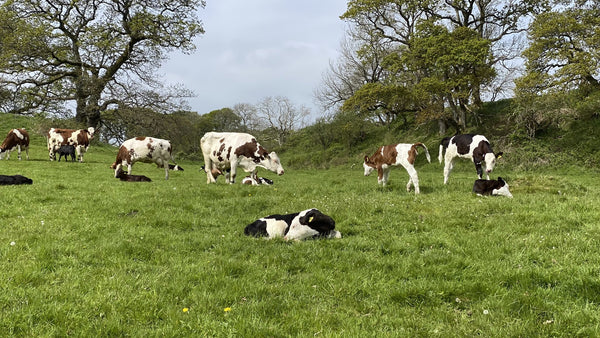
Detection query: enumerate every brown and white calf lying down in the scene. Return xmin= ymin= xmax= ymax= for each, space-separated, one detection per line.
xmin=472 ymin=177 xmax=513 ymax=198
xmin=115 ymin=168 xmax=152 ymax=182
xmin=245 ymin=209 xmax=341 ymax=241
xmin=363 ymin=142 xmax=431 ymax=193
xmin=0 ymin=174 xmax=33 ymax=185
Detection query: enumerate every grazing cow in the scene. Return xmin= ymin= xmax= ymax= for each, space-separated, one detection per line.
xmin=0 ymin=174 xmax=33 ymax=185
xmin=200 ymin=132 xmax=284 ymax=184
xmin=47 ymin=127 xmax=94 ymax=162
xmin=0 ymin=128 xmax=29 ymax=160
xmin=439 ymin=134 xmax=503 ymax=184
xmin=115 ymin=167 xmax=152 ymax=182
xmin=111 ymin=137 xmax=175 ymax=180
xmin=473 ymin=177 xmax=513 ymax=198
xmin=363 ymin=142 xmax=431 ymax=194
xmin=57 ymin=145 xmax=76 ymax=162
xmin=244 ymin=208 xmax=341 ymax=241
xmin=242 ymin=175 xmax=274 ymax=185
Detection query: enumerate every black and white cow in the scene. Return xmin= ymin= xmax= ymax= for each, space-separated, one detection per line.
xmin=439 ymin=134 xmax=503 ymax=184
xmin=244 ymin=208 xmax=341 ymax=241
xmin=201 ymin=132 xmax=284 ymax=184
xmin=473 ymin=177 xmax=513 ymax=198
xmin=242 ymin=175 xmax=273 ymax=185
xmin=0 ymin=174 xmax=33 ymax=185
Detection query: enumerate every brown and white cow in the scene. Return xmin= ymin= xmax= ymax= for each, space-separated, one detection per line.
xmin=111 ymin=137 xmax=175 ymax=180
xmin=439 ymin=134 xmax=503 ymax=184
xmin=47 ymin=127 xmax=95 ymax=162
xmin=200 ymin=132 xmax=284 ymax=184
xmin=363 ymin=142 xmax=431 ymax=194
xmin=0 ymin=128 xmax=29 ymax=160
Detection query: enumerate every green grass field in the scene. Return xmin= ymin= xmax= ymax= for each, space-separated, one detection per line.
xmin=0 ymin=137 xmax=599 ymax=336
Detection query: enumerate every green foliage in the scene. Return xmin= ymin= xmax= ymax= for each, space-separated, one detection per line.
xmin=519 ymin=4 xmax=600 ymax=92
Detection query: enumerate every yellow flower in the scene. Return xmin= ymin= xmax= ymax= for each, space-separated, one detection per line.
xmin=224 ymin=307 xmax=231 ymax=312
xmin=183 ymin=308 xmax=189 ymax=313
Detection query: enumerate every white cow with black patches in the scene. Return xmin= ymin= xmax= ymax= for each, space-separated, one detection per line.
xmin=201 ymin=132 xmax=284 ymax=184
xmin=244 ymin=209 xmax=341 ymax=241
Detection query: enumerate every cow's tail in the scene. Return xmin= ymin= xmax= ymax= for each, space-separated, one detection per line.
xmin=414 ymin=143 xmax=431 ymax=163
xmin=438 ymin=137 xmax=451 ymax=164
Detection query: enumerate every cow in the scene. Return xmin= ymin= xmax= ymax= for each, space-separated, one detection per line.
xmin=47 ymin=127 xmax=95 ymax=162
xmin=473 ymin=177 xmax=513 ymax=198
xmin=439 ymin=134 xmax=503 ymax=184
xmin=0 ymin=174 xmax=33 ymax=185
xmin=244 ymin=208 xmax=341 ymax=241
xmin=111 ymin=137 xmax=175 ymax=180
xmin=200 ymin=132 xmax=284 ymax=184
xmin=115 ymin=167 xmax=152 ymax=182
xmin=242 ymin=175 xmax=274 ymax=185
xmin=363 ymin=142 xmax=431 ymax=194
xmin=57 ymin=145 xmax=76 ymax=162
xmin=0 ymin=128 xmax=29 ymax=160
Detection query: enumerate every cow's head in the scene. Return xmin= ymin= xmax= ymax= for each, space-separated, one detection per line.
xmin=492 ymin=177 xmax=513 ymax=198
xmin=263 ymin=152 xmax=284 ymax=176
xmin=87 ymin=127 xmax=95 ymax=138
xmin=483 ymin=152 xmax=503 ymax=174
xmin=363 ymin=156 xmax=377 ymax=176
xmin=284 ymin=209 xmax=339 ymax=241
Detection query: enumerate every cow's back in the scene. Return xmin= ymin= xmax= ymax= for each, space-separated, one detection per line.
xmin=201 ymin=132 xmax=253 ymax=162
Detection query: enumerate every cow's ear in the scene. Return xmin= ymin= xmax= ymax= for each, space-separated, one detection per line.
xmin=496 ymin=152 xmax=503 ymax=159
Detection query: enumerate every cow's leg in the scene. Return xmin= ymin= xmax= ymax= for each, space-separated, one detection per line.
xmin=17 ymin=145 xmax=22 ymax=160
xmin=381 ymin=167 xmax=391 ymax=186
xmin=475 ymin=161 xmax=483 ymax=179
xmin=164 ymin=161 xmax=169 ymax=180
xmin=229 ymin=163 xmax=237 ymax=184
xmin=114 ymin=163 xmax=122 ymax=178
xmin=405 ymin=165 xmax=419 ymax=194
xmin=443 ymin=155 xmax=454 ymax=184
xmin=377 ymin=166 xmax=384 ymax=185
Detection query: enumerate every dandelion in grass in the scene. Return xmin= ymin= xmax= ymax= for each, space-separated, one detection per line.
xmin=483 ymin=309 xmax=489 ymax=315
xmin=224 ymin=307 xmax=231 ymax=312
xmin=10 ymin=241 xmax=15 ymax=246
xmin=183 ymin=308 xmax=189 ymax=313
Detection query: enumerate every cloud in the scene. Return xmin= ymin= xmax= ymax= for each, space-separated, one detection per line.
xmin=160 ymin=0 xmax=348 ymax=119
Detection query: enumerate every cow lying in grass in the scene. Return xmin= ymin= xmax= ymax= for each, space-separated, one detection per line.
xmin=115 ymin=168 xmax=152 ymax=182
xmin=0 ymin=174 xmax=33 ymax=185
xmin=363 ymin=142 xmax=431 ymax=193
xmin=242 ymin=175 xmax=273 ymax=185
xmin=245 ymin=209 xmax=341 ymax=240
xmin=472 ymin=177 xmax=513 ymax=198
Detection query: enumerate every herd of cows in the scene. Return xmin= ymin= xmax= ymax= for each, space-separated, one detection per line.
xmin=0 ymin=127 xmax=512 ymax=240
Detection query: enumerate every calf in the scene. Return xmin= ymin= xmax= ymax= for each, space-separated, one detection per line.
xmin=111 ymin=137 xmax=175 ymax=180
xmin=363 ymin=142 xmax=431 ymax=193
xmin=244 ymin=208 xmax=341 ymax=241
xmin=473 ymin=177 xmax=513 ymax=198
xmin=157 ymin=163 xmax=184 ymax=171
xmin=57 ymin=145 xmax=76 ymax=162
xmin=0 ymin=174 xmax=33 ymax=185
xmin=439 ymin=134 xmax=503 ymax=184
xmin=242 ymin=175 xmax=273 ymax=185
xmin=0 ymin=128 xmax=29 ymax=160
xmin=115 ymin=168 xmax=152 ymax=182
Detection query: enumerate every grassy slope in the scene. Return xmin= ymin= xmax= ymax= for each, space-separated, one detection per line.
xmin=0 ymin=114 xmax=599 ymax=335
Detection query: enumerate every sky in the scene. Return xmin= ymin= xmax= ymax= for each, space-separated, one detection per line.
xmin=160 ymin=0 xmax=349 ymax=120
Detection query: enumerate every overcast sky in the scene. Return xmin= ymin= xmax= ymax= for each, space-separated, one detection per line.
xmin=160 ymin=0 xmax=349 ymax=120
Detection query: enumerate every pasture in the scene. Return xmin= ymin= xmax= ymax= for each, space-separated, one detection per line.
xmin=0 ymin=137 xmax=599 ymax=336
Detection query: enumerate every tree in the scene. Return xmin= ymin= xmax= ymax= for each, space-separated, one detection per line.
xmin=0 ymin=0 xmax=205 ymax=128
xmin=256 ymin=96 xmax=309 ymax=146
xmin=517 ymin=3 xmax=600 ymax=93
